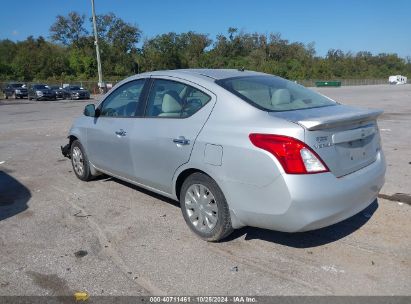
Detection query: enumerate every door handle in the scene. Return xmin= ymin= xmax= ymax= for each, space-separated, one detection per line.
xmin=115 ymin=129 xmax=127 ymax=137
xmin=173 ymin=136 xmax=190 ymax=145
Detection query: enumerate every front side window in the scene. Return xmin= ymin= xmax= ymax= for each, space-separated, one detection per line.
xmin=216 ymin=76 xmax=337 ymax=112
xmin=145 ymin=79 xmax=211 ymax=118
xmin=99 ymin=79 xmax=145 ymax=117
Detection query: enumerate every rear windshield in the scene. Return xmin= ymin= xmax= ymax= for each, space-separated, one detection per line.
xmin=216 ymin=76 xmax=337 ymax=112
xmin=70 ymin=86 xmax=81 ymax=90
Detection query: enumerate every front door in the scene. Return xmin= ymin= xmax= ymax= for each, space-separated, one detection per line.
xmin=87 ymin=79 xmax=147 ymax=179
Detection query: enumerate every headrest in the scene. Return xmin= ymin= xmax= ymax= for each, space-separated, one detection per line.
xmin=271 ymin=89 xmax=291 ymax=106
xmin=162 ymin=91 xmax=182 ymax=113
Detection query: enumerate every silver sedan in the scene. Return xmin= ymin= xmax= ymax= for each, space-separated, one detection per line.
xmin=62 ymin=69 xmax=386 ymax=241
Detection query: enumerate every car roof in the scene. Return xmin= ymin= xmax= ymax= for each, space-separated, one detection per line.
xmin=142 ymin=69 xmax=266 ymax=81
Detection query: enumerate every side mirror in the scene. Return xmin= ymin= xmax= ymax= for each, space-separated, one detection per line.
xmin=84 ymin=104 xmax=96 ymax=117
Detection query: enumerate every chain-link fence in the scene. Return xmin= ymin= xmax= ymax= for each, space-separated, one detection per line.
xmin=297 ymin=78 xmax=399 ymax=87
xmin=0 ymin=78 xmax=408 ymax=99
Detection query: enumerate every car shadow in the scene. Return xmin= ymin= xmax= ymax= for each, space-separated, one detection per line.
xmin=98 ymin=175 xmax=379 ymax=248
xmin=0 ymin=171 xmax=31 ymax=221
xmin=100 ymin=176 xmax=180 ymax=208
xmin=224 ymin=199 xmax=379 ymax=248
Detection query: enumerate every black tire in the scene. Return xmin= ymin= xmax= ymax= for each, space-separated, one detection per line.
xmin=70 ymin=140 xmax=93 ymax=181
xmin=180 ymin=172 xmax=233 ymax=242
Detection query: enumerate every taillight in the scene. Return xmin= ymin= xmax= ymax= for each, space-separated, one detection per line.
xmin=249 ymin=134 xmax=329 ymax=174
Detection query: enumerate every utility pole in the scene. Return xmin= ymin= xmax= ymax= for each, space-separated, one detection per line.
xmin=90 ymin=0 xmax=104 ymax=93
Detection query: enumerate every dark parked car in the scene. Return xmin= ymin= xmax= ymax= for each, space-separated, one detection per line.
xmin=62 ymin=85 xmax=90 ymax=100
xmin=49 ymin=85 xmax=65 ymax=99
xmin=28 ymin=84 xmax=56 ymax=101
xmin=3 ymin=83 xmax=28 ymax=99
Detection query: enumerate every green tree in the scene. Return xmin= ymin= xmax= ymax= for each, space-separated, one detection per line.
xmin=50 ymin=12 xmax=89 ymax=46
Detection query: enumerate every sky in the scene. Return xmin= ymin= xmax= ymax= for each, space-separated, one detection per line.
xmin=0 ymin=0 xmax=410 ymax=58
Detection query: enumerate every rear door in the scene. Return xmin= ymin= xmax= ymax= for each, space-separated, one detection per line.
xmin=271 ymin=105 xmax=383 ymax=177
xmin=86 ymin=79 xmax=147 ymax=179
xmin=128 ymin=77 xmax=216 ymax=193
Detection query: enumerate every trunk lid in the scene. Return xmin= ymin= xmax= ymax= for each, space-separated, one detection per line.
xmin=269 ymin=105 xmax=383 ymax=177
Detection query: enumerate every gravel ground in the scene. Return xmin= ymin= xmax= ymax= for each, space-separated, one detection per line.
xmin=0 ymin=84 xmax=410 ymax=296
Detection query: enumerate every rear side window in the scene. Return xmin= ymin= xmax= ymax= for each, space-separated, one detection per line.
xmin=99 ymin=79 xmax=145 ymax=117
xmin=216 ymin=76 xmax=336 ymax=112
xmin=145 ymin=79 xmax=211 ymax=118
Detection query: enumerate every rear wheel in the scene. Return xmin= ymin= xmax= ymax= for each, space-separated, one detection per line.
xmin=180 ymin=173 xmax=233 ymax=241
xmin=70 ymin=140 xmax=92 ymax=181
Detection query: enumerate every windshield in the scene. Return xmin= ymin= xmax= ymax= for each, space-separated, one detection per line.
xmin=70 ymin=86 xmax=81 ymax=90
xmin=216 ymin=76 xmax=337 ymax=112
xmin=34 ymin=85 xmax=48 ymax=90
xmin=11 ymin=83 xmax=23 ymax=88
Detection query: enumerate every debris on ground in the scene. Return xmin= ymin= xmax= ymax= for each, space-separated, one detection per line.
xmin=230 ymin=266 xmax=239 ymax=272
xmin=321 ymin=265 xmax=345 ymax=273
xmin=74 ymin=250 xmax=88 ymax=258
xmin=73 ymin=211 xmax=91 ymax=218
xmin=73 ymin=291 xmax=89 ymax=301
xmin=0 ymin=282 xmax=10 ymax=288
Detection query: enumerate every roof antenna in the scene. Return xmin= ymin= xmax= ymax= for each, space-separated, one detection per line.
xmin=238 ymin=67 xmax=245 ymax=72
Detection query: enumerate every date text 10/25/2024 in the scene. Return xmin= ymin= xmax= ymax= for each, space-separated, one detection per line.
xmin=149 ymin=296 xmax=257 ymax=303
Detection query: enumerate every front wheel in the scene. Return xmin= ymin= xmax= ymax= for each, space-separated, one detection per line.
xmin=70 ymin=140 xmax=93 ymax=181
xmin=180 ymin=173 xmax=233 ymax=242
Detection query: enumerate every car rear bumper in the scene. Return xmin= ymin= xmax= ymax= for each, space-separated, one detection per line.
xmin=226 ymin=150 xmax=386 ymax=232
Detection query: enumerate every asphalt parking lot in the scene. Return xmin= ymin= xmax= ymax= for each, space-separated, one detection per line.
xmin=0 ymin=84 xmax=410 ymax=296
